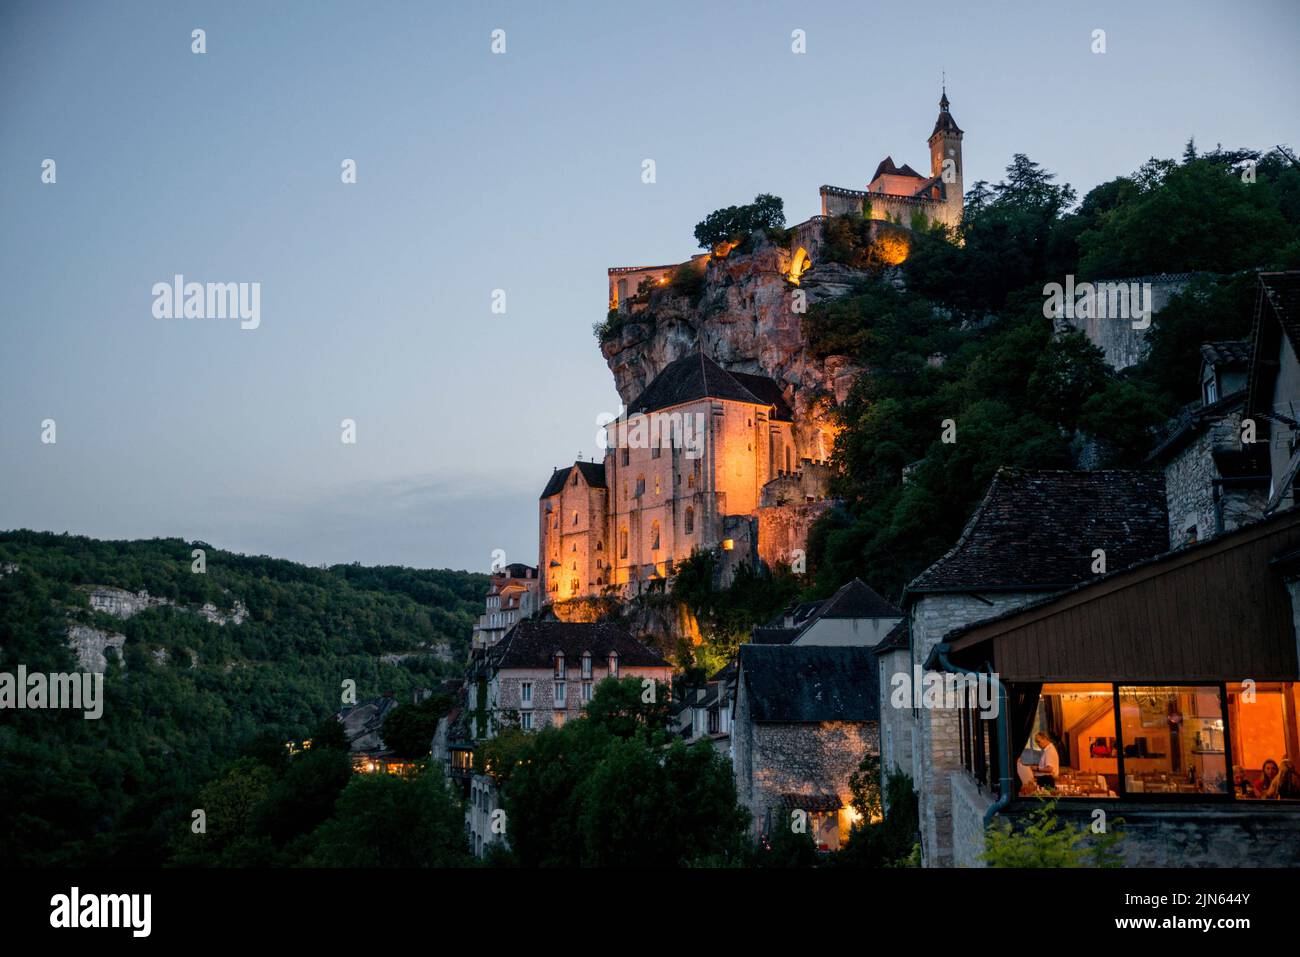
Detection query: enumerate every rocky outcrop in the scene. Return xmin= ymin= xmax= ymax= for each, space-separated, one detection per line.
xmin=601 ymin=233 xmax=869 ymax=463
xmin=67 ymin=623 xmax=125 ymax=672
xmin=87 ymin=586 xmax=246 ymax=626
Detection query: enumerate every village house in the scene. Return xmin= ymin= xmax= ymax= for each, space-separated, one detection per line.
xmin=897 ymin=270 xmax=1300 ymax=867
xmin=753 ymin=578 xmax=902 ymax=647
xmin=732 ymin=644 xmax=879 ymax=851
xmin=471 ymin=562 xmax=539 ymax=651
xmin=878 ymin=468 xmax=1171 ymax=866
xmin=1147 ymin=340 xmax=1267 ymax=548
xmin=476 ymin=619 xmax=673 ymax=736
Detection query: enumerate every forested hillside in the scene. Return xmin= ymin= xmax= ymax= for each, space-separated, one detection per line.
xmin=0 ymin=530 xmax=485 ymax=866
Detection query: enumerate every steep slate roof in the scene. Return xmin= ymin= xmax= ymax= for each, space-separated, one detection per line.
xmin=871 ymin=155 xmax=926 ymax=182
xmin=931 ymin=91 xmax=963 ymax=136
xmin=871 ymin=619 xmax=909 ymax=656
xmin=752 ymin=626 xmax=800 ymax=645
xmin=539 ymin=460 xmax=607 ymax=499
xmin=1145 ymin=390 xmax=1248 ymax=465
xmin=627 ymin=352 xmax=785 ymax=417
xmin=729 ymin=371 xmax=795 ymax=422
xmin=1247 ymin=271 xmax=1300 ymax=421
xmin=491 ymin=620 xmax=669 ymax=670
xmin=1201 ymin=340 xmax=1252 ymax=369
xmin=738 ymin=644 xmax=879 ymax=723
xmin=906 ymin=469 xmax=1169 ymax=595
xmin=815 ymin=578 xmax=902 ymax=620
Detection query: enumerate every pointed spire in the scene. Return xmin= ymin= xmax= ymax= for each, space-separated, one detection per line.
xmin=940 ymin=72 xmax=949 ymax=111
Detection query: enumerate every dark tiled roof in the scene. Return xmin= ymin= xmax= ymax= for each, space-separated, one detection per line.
xmin=539 ymin=460 xmax=607 ymax=499
xmin=872 ymin=619 xmax=909 ymax=656
xmin=752 ymin=627 xmax=800 ymax=645
xmin=627 ymin=352 xmax=779 ymax=416
xmin=815 ymin=578 xmax=902 ymax=620
xmin=491 ymin=620 xmax=670 ymax=670
xmin=1145 ymin=390 xmax=1248 ymax=465
xmin=871 ymin=156 xmax=926 ymax=181
xmin=729 ymin=371 xmax=794 ymax=422
xmin=738 ymin=644 xmax=879 ymax=723
xmin=1201 ymin=340 xmax=1252 ymax=369
xmin=763 ymin=599 xmax=824 ymax=630
xmin=780 ymin=793 xmax=843 ymax=811
xmin=1248 ymin=272 xmax=1300 ymax=419
xmin=906 ymin=469 xmax=1169 ymax=595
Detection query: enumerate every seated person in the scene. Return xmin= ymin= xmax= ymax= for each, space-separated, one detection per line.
xmin=1259 ymin=758 xmax=1280 ymax=797
xmin=1265 ymin=758 xmax=1300 ymax=800
xmin=1232 ymin=765 xmax=1259 ymax=798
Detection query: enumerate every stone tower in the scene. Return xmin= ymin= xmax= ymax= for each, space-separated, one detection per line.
xmin=927 ymin=87 xmax=964 ymax=229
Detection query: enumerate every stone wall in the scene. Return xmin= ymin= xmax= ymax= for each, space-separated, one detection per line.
xmin=1007 ymin=801 xmax=1300 ymax=867
xmin=1164 ymin=429 xmax=1220 ymax=548
xmin=907 ymin=591 xmax=1043 ymax=867
xmin=950 ymin=772 xmax=994 ymax=867
xmin=757 ymin=500 xmax=831 ymax=572
xmin=734 ymin=713 xmax=879 ymax=841
xmin=1055 ymin=273 xmax=1198 ymax=371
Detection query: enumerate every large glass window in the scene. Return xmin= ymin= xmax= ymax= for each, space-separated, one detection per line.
xmin=1226 ymin=681 xmax=1300 ymax=800
xmin=1018 ymin=683 xmax=1236 ymax=800
xmin=1118 ymin=686 xmax=1227 ymax=796
xmin=1024 ymin=684 xmax=1118 ymax=799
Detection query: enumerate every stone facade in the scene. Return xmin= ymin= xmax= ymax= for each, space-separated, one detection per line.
xmin=1054 ymin=273 xmax=1199 ymax=372
xmin=486 ymin=659 xmax=671 ymax=736
xmin=540 ymin=466 xmax=609 ymax=601
xmin=904 ymin=591 xmax=1042 ymax=867
xmin=732 ymin=702 xmax=879 ymax=843
xmin=1162 ymin=412 xmax=1267 ymax=548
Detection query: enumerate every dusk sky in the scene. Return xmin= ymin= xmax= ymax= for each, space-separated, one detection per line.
xmin=2 ymin=0 xmax=1297 ymax=573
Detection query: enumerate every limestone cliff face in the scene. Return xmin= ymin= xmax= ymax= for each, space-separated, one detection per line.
xmin=601 ymin=235 xmax=867 ymax=463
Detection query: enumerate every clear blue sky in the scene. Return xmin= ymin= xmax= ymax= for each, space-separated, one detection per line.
xmin=1 ymin=0 xmax=1297 ymax=572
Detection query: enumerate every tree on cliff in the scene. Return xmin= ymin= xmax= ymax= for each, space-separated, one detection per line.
xmin=693 ymin=193 xmax=786 ymax=250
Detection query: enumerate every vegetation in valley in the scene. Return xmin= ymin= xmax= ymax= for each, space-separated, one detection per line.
xmin=0 ymin=530 xmax=483 ymax=867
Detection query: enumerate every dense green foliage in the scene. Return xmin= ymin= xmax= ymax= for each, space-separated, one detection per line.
xmin=671 ymin=551 xmax=800 ymax=675
xmin=482 ymin=677 xmax=749 ymax=867
xmin=0 ymin=530 xmax=484 ymax=866
xmin=693 ymin=193 xmax=786 ymax=250
xmin=805 ymin=146 xmax=1300 ymax=601
xmin=983 ymin=799 xmax=1124 ymax=868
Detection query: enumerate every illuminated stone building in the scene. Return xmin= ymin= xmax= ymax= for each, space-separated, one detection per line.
xmin=539 ymin=353 xmax=832 ymax=602
xmin=820 ymin=88 xmax=964 ymax=231
xmin=471 ymin=562 xmax=539 ymax=651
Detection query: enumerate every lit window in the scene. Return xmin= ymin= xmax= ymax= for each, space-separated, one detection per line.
xmin=554 ymin=652 xmax=565 ymax=678
xmin=1227 ymin=682 xmax=1300 ymax=799
xmin=608 ymin=652 xmax=619 ymax=678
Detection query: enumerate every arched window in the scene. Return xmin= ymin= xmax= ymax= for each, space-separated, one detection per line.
xmin=554 ymin=652 xmax=565 ymax=678
xmin=685 ymin=506 xmax=694 ymax=534
xmin=651 ymin=520 xmax=661 ymax=550
xmin=572 ymin=510 xmax=579 ymax=525
xmin=619 ymin=527 xmax=629 ymax=559
xmin=608 ymin=652 xmax=619 ymax=678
